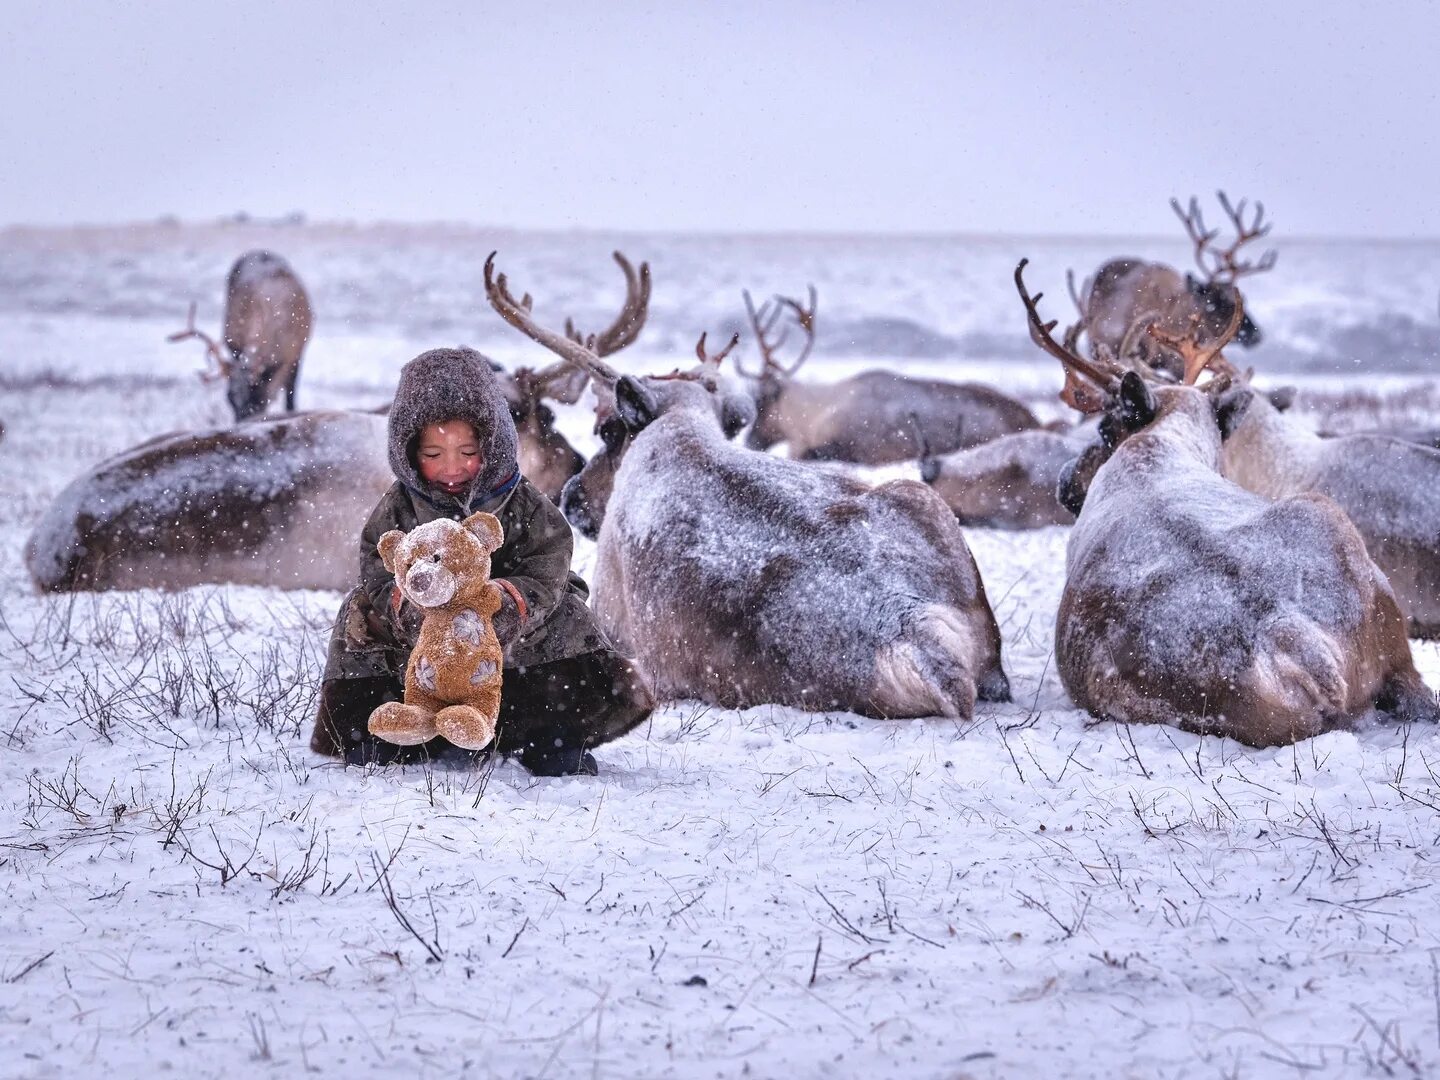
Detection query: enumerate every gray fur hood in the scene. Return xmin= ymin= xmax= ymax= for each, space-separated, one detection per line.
xmin=388 ymin=347 xmax=519 ymax=513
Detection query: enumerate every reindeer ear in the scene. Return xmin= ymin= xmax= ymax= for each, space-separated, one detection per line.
xmin=1184 ymin=272 xmax=1202 ymax=294
xmin=377 ymin=530 xmax=404 ymax=573
xmin=461 ymin=512 xmax=505 ymax=553
xmin=1212 ymin=386 xmax=1254 ymax=439
xmin=615 ymin=376 xmax=658 ymax=431
xmin=1267 ymin=386 xmax=1296 ymax=413
xmin=1117 ymin=371 xmax=1156 ymax=431
xmin=720 ymin=392 xmax=755 ymax=438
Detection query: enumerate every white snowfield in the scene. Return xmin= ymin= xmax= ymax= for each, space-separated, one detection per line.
xmin=1 ymin=224 xmax=1439 ymax=1079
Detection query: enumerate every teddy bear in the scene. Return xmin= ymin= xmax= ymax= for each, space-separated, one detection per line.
xmin=367 ymin=512 xmax=507 ymax=751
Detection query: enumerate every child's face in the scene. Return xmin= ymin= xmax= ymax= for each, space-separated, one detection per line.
xmin=417 ymin=421 xmax=482 ymax=495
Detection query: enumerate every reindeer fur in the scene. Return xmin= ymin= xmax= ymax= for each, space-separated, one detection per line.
xmin=574 ymin=376 xmax=1011 ymax=719
xmin=922 ymin=428 xmax=1085 ymax=529
xmin=745 ymin=370 xmax=1038 ymax=465
xmin=1219 ymin=389 xmax=1440 ymax=638
xmin=27 ymin=411 xmax=391 ymax=592
xmin=1058 ymin=385 xmax=1436 ymax=746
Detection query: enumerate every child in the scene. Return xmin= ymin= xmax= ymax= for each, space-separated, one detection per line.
xmin=309 ymin=347 xmax=654 ymax=775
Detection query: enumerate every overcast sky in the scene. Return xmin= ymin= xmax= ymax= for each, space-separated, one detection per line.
xmin=4 ymin=1 xmax=1438 ymax=238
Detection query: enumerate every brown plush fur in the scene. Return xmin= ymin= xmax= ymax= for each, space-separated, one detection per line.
xmin=367 ymin=512 xmax=507 ymax=750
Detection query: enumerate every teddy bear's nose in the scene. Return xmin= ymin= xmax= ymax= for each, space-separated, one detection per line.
xmin=430 ymin=553 xmax=441 ymax=563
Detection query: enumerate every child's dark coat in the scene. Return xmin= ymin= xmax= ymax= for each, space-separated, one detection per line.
xmin=309 ymin=347 xmax=652 ymax=773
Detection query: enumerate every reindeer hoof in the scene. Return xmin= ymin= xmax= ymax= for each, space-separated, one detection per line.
xmin=368 ymin=702 xmax=438 ymax=746
xmin=434 ymin=705 xmax=497 ymax=750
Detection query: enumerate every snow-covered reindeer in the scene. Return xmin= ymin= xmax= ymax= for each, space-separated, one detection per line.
xmin=497 ymin=251 xmax=652 ymax=502
xmin=739 ymin=288 xmax=1038 ymax=464
xmin=920 ymin=427 xmax=1090 ymax=529
xmin=1071 ymin=193 xmax=1273 ymax=377
xmin=1218 ymin=385 xmax=1440 ymax=638
xmin=169 ymin=250 xmax=313 ymax=421
xmin=486 ymin=254 xmax=1011 ymax=719
xmin=28 ymin=252 xmax=648 ymax=593
xmin=1016 ymin=260 xmax=1437 ymax=746
xmin=27 ymin=411 xmax=391 ymax=592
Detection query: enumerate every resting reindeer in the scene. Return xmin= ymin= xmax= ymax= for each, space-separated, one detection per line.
xmin=27 ymin=411 xmax=391 ymax=592
xmin=920 ymin=425 xmax=1093 ymax=530
xmin=1217 ymin=383 xmax=1440 ymax=638
xmin=30 ymin=253 xmax=649 ymax=592
xmin=1071 ymin=193 xmax=1274 ymax=378
xmin=739 ymin=288 xmax=1038 ymax=464
xmin=1016 ymin=260 xmax=1436 ymax=747
xmin=485 ymin=254 xmax=1011 ymax=719
xmin=497 ymin=251 xmax=652 ymax=502
xmin=169 ymin=250 xmax=313 ymax=421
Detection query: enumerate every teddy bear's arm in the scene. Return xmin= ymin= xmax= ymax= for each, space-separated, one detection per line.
xmin=358 ymin=485 xmax=413 ymax=610
xmin=477 ymin=580 xmax=504 ymax=619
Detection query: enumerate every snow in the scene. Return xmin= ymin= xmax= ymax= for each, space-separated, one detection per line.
xmin=2 ymin=224 xmax=1440 ymax=1078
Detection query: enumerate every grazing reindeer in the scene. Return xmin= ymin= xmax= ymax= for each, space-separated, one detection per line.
xmin=1217 ymin=385 xmax=1440 ymax=638
xmin=486 ymin=254 xmax=1011 ymax=719
xmin=169 ymin=250 xmax=313 ymax=421
xmin=27 ymin=411 xmax=391 ymax=592
xmin=1016 ymin=260 xmax=1436 ymax=746
xmin=1072 ymin=193 xmax=1275 ymax=377
xmin=739 ymin=288 xmax=1038 ymax=464
xmin=499 ymin=251 xmax=653 ymax=502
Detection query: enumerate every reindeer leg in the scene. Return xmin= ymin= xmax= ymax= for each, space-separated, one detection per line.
xmin=1376 ymin=668 xmax=1440 ymax=725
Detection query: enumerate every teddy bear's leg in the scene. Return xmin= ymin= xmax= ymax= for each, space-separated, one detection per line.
xmin=434 ymin=703 xmax=498 ymax=751
xmin=368 ymin=701 xmax=440 ymax=746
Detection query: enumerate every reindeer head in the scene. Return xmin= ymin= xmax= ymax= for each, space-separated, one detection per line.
xmin=561 ymin=337 xmax=754 ymax=539
xmin=1172 ymin=192 xmax=1277 ymax=350
xmin=483 ymin=254 xmax=752 ymax=539
xmin=1015 ymin=259 xmax=1242 ymax=515
xmin=735 ymin=286 xmax=817 ymax=451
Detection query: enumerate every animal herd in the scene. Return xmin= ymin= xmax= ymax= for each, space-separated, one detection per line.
xmin=23 ymin=194 xmax=1440 ymax=747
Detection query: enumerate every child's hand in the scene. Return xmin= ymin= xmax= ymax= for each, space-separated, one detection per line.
xmin=491 ymin=585 xmax=523 ymax=651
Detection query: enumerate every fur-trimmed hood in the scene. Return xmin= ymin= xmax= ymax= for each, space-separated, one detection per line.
xmin=388 ymin=348 xmax=520 ymax=513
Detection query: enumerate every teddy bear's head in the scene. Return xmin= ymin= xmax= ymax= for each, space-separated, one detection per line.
xmin=377 ymin=512 xmax=504 ymax=608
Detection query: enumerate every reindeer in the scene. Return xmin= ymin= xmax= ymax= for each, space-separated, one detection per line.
xmin=738 ymin=288 xmax=1039 ymax=464
xmin=27 ymin=411 xmax=392 ymax=592
xmin=1217 ymin=384 xmax=1440 ymax=639
xmin=485 ymin=254 xmax=1011 ymax=720
xmin=1016 ymin=260 xmax=1436 ymax=746
xmin=169 ymin=250 xmax=313 ymax=421
xmin=497 ymin=250 xmax=652 ymax=502
xmin=920 ymin=426 xmax=1091 ymax=529
xmin=1072 ymin=193 xmax=1275 ymax=378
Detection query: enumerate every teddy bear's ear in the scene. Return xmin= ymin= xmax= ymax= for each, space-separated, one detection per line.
xmin=461 ymin=512 xmax=505 ymax=553
xmin=377 ymin=530 xmax=405 ymax=573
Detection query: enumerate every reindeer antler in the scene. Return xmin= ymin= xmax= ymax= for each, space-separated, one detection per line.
xmin=1171 ymin=192 xmax=1277 ymax=284
xmin=1145 ymin=285 xmax=1246 ymax=386
xmin=514 ymin=360 xmax=591 ymax=406
xmin=695 ymin=331 xmax=740 ymax=370
xmin=563 ymin=250 xmax=652 ymax=357
xmin=1014 ymin=260 xmax=1126 ymax=414
xmin=167 ymin=302 xmax=231 ymax=381
xmin=484 ymin=253 xmax=621 ymax=386
xmin=736 ymin=284 xmax=817 ymax=379
xmin=1211 ymin=192 xmax=1278 ymax=282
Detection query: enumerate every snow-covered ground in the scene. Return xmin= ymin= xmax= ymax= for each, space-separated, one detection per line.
xmin=2 ymin=223 xmax=1439 ymax=1079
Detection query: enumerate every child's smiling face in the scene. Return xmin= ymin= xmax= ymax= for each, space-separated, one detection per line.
xmin=417 ymin=420 xmax=482 ymax=495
